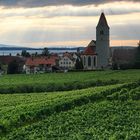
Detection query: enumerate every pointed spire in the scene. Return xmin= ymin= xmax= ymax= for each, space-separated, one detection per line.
xmin=97 ymin=12 xmax=109 ymax=28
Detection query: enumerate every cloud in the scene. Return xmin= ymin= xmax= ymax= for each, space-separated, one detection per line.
xmin=0 ymin=3 xmax=140 ymax=18
xmin=0 ymin=1 xmax=139 ymax=47
xmin=0 ymin=0 xmax=139 ymax=8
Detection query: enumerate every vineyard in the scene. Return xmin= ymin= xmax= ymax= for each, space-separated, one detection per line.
xmin=0 ymin=70 xmax=140 ymax=139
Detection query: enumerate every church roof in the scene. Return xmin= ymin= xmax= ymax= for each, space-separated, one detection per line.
xmin=83 ymin=40 xmax=96 ymax=55
xmin=88 ymin=40 xmax=96 ymax=47
xmin=97 ymin=12 xmax=109 ymax=28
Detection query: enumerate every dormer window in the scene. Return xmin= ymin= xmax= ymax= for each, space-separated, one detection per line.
xmin=100 ymin=30 xmax=104 ymax=35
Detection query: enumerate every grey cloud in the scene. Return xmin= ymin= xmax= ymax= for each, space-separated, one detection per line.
xmin=1 ymin=5 xmax=140 ymax=18
xmin=0 ymin=0 xmax=140 ymax=8
xmin=1 ymin=23 xmax=139 ymax=45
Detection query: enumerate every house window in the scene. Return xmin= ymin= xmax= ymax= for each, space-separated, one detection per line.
xmin=69 ymin=62 xmax=71 ymax=64
xmin=88 ymin=56 xmax=91 ymax=67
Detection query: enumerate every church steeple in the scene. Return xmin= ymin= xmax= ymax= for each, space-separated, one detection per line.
xmin=97 ymin=12 xmax=109 ymax=29
xmin=96 ymin=12 xmax=110 ymax=69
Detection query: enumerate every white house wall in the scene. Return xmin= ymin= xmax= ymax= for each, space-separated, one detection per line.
xmin=59 ymin=56 xmax=75 ymax=69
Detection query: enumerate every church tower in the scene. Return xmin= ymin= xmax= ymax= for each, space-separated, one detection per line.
xmin=96 ymin=13 xmax=110 ymax=69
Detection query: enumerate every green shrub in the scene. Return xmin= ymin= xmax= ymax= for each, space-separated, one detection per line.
xmin=0 ymin=125 xmax=6 ymax=133
xmin=107 ymin=92 xmax=119 ymax=101
xmin=129 ymin=88 xmax=140 ymax=100
xmin=0 ymin=79 xmax=120 ymax=94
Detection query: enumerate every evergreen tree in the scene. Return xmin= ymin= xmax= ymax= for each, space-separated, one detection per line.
xmin=7 ymin=60 xmax=19 ymax=74
xmin=75 ymin=57 xmax=83 ymax=70
xmin=21 ymin=50 xmax=30 ymax=57
xmin=42 ymin=48 xmax=49 ymax=56
xmin=77 ymin=48 xmax=80 ymax=53
xmin=0 ymin=64 xmax=2 ymax=71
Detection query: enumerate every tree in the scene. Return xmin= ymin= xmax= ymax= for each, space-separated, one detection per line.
xmin=75 ymin=57 xmax=83 ymax=70
xmin=35 ymin=52 xmax=38 ymax=57
xmin=42 ymin=48 xmax=49 ymax=56
xmin=77 ymin=48 xmax=80 ymax=53
xmin=7 ymin=60 xmax=19 ymax=74
xmin=0 ymin=64 xmax=2 ymax=74
xmin=21 ymin=50 xmax=30 ymax=57
xmin=134 ymin=40 xmax=140 ymax=68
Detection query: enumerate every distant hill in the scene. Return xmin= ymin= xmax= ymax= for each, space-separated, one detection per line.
xmin=0 ymin=44 xmax=42 ymax=50
xmin=0 ymin=44 xmax=136 ymax=51
xmin=0 ymin=44 xmax=84 ymax=51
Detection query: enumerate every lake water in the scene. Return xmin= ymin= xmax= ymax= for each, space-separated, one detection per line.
xmin=0 ymin=49 xmax=78 ymax=56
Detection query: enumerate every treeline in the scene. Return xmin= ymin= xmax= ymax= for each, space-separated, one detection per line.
xmin=112 ymin=41 xmax=140 ymax=70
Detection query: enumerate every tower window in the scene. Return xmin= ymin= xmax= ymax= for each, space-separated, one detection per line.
xmin=100 ymin=30 xmax=104 ymax=35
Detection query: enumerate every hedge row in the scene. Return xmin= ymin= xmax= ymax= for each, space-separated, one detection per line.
xmin=107 ymin=87 xmax=140 ymax=101
xmin=0 ymin=79 xmax=119 ymax=94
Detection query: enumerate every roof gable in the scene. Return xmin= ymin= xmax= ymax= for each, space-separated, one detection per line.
xmin=83 ymin=40 xmax=96 ymax=55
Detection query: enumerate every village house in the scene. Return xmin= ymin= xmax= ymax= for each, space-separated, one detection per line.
xmin=59 ymin=52 xmax=79 ymax=70
xmin=0 ymin=56 xmax=25 ymax=74
xmin=24 ymin=56 xmax=59 ymax=74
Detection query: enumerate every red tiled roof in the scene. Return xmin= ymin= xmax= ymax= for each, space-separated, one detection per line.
xmin=63 ymin=52 xmax=74 ymax=60
xmin=25 ymin=57 xmax=56 ymax=66
xmin=0 ymin=56 xmax=25 ymax=64
xmin=83 ymin=40 xmax=96 ymax=55
xmin=83 ymin=46 xmax=96 ymax=55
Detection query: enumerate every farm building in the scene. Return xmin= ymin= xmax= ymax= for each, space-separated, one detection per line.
xmin=0 ymin=56 xmax=25 ymax=74
xmin=24 ymin=56 xmax=59 ymax=74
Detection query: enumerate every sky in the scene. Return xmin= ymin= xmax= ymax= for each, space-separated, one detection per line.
xmin=0 ymin=0 xmax=140 ymax=48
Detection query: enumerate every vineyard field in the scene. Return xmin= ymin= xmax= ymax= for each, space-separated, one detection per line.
xmin=0 ymin=70 xmax=140 ymax=139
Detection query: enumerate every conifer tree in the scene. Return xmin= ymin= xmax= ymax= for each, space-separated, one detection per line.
xmin=42 ymin=48 xmax=49 ymax=56
xmin=75 ymin=57 xmax=83 ymax=70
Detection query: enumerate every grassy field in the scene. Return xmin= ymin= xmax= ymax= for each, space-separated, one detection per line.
xmin=0 ymin=70 xmax=140 ymax=86
xmin=0 ymin=70 xmax=140 ymax=139
xmin=0 ymin=69 xmax=140 ymax=94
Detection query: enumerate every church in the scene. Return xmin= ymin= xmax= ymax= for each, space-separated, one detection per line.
xmin=82 ymin=13 xmax=110 ymax=70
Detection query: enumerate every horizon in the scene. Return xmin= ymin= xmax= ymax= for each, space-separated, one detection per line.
xmin=0 ymin=44 xmax=137 ymax=49
xmin=0 ymin=0 xmax=140 ymax=48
